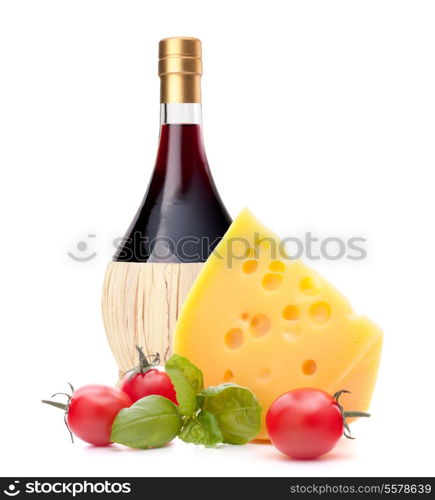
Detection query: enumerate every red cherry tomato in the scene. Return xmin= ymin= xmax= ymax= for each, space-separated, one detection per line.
xmin=121 ymin=369 xmax=177 ymax=404
xmin=266 ymin=389 xmax=349 ymax=460
xmin=67 ymin=385 xmax=132 ymax=446
xmin=43 ymin=384 xmax=132 ymax=446
xmin=120 ymin=348 xmax=177 ymax=405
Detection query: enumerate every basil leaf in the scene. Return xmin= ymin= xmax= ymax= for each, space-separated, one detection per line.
xmin=165 ymin=354 xmax=204 ymax=416
xmin=200 ymin=383 xmax=262 ymax=445
xmin=179 ymin=410 xmax=223 ymax=447
xmin=110 ymin=395 xmax=182 ymax=449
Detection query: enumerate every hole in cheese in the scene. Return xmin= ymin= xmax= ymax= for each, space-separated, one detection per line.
xmin=262 ymin=273 xmax=282 ymax=291
xmin=269 ymin=260 xmax=286 ymax=273
xmin=309 ymin=301 xmax=331 ymax=324
xmin=259 ymin=240 xmax=271 ymax=251
xmin=225 ymin=328 xmax=243 ymax=349
xmin=300 ymin=276 xmax=321 ymax=296
xmin=302 ymin=359 xmax=317 ymax=375
xmin=222 ymin=369 xmax=235 ymax=382
xmin=242 ymin=260 xmax=258 ymax=274
xmin=250 ymin=314 xmax=271 ymax=337
xmin=282 ymin=305 xmax=300 ymax=321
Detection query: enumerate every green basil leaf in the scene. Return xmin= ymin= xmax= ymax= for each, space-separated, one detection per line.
xmin=165 ymin=354 xmax=204 ymax=416
xmin=200 ymin=383 xmax=262 ymax=445
xmin=179 ymin=410 xmax=223 ymax=447
xmin=110 ymin=395 xmax=182 ymax=449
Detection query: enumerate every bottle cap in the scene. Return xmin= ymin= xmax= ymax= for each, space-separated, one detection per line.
xmin=159 ymin=37 xmax=202 ymax=76
xmin=158 ymin=37 xmax=202 ymax=103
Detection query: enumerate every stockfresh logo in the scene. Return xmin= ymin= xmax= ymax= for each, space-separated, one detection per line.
xmin=2 ymin=481 xmax=131 ymax=497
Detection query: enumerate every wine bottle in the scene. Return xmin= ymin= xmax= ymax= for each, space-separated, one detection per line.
xmin=102 ymin=37 xmax=231 ymax=376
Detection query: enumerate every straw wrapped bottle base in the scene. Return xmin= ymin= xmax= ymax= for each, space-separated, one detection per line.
xmin=102 ymin=261 xmax=202 ymax=377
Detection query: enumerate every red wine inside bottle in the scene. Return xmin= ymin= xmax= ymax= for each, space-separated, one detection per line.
xmin=114 ymin=121 xmax=231 ymax=263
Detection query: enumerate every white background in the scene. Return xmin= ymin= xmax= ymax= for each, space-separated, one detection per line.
xmin=1 ymin=0 xmax=434 ymax=477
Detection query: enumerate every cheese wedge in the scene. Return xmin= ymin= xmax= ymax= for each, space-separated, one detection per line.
xmin=174 ymin=208 xmax=382 ymax=440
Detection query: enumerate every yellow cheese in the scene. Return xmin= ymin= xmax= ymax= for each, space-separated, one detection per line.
xmin=174 ymin=208 xmax=383 ymax=440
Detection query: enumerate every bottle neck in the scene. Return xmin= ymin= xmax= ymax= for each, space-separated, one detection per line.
xmin=155 ymin=103 xmax=208 ymax=177
xmin=160 ymin=103 xmax=202 ymax=125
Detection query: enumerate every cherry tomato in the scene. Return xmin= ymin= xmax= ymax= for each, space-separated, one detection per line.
xmin=43 ymin=384 xmax=132 ymax=446
xmin=121 ymin=368 xmax=177 ymax=405
xmin=266 ymin=388 xmax=367 ymax=460
xmin=120 ymin=347 xmax=177 ymax=405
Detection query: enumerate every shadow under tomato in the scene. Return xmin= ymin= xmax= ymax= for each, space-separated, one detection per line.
xmin=262 ymin=437 xmax=355 ymax=462
xmin=83 ymin=441 xmax=176 ymax=453
xmin=263 ymin=448 xmax=354 ymax=462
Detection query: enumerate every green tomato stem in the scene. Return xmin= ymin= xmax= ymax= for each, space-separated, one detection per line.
xmin=41 ymin=400 xmax=68 ymax=411
xmin=333 ymin=389 xmax=371 ymax=440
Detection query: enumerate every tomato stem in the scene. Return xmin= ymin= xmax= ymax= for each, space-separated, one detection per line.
xmin=136 ymin=345 xmax=151 ymax=373
xmin=64 ymin=414 xmax=74 ymax=443
xmin=333 ymin=389 xmax=370 ymax=440
xmin=51 ymin=392 xmax=72 ymax=399
xmin=343 ymin=410 xmax=371 ymax=418
xmin=135 ymin=345 xmax=160 ymax=373
xmin=41 ymin=400 xmax=68 ymax=411
xmin=41 ymin=383 xmax=75 ymax=444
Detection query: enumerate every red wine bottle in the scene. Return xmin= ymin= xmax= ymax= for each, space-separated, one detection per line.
xmin=114 ymin=37 xmax=231 ymax=263
xmin=103 ymin=37 xmax=231 ymax=373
